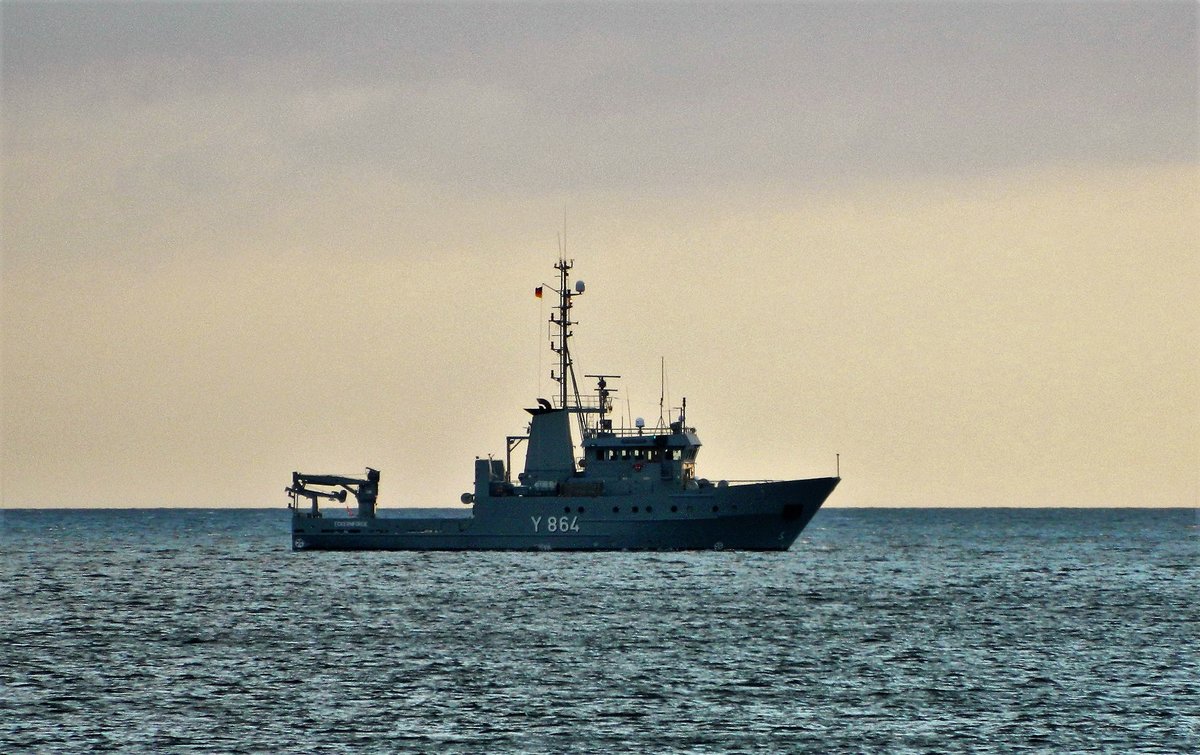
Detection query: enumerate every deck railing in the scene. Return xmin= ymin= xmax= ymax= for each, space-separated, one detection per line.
xmin=581 ymin=423 xmax=695 ymax=439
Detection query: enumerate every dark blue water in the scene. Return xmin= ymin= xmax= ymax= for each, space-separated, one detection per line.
xmin=2 ymin=508 xmax=1196 ymax=753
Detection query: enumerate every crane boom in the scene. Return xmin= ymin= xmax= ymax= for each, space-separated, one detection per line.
xmin=286 ymin=468 xmax=380 ymax=518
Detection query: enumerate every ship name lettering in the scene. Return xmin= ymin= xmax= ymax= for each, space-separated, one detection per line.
xmin=531 ymin=515 xmax=579 ymax=533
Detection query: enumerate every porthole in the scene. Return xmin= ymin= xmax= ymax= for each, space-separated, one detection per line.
xmin=646 ymin=506 xmax=653 ymax=513
xmin=671 ymin=505 xmax=678 ymax=513
xmin=577 ymin=507 xmax=585 ymax=514
xmin=712 ymin=505 xmax=720 ymax=513
xmin=632 ymin=506 xmax=639 ymax=513
xmin=564 ymin=506 xmax=571 ymax=513
xmin=613 ymin=506 xmax=619 ymax=514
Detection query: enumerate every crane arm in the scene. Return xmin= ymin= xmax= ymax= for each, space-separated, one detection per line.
xmin=292 ymin=471 xmax=377 ymax=488
xmin=287 ymin=468 xmax=381 ymax=518
xmin=285 ymin=486 xmax=347 ymax=503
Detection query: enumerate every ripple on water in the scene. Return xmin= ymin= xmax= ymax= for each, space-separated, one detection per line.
xmin=1 ymin=508 xmax=1197 ymax=753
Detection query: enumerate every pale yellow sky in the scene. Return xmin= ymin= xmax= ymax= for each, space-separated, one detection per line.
xmin=2 ymin=2 xmax=1196 ymax=508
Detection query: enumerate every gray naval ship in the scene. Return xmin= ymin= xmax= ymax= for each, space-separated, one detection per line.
xmin=288 ymin=259 xmax=839 ymax=551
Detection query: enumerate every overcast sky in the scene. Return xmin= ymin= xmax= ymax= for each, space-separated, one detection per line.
xmin=2 ymin=1 xmax=1196 ymax=508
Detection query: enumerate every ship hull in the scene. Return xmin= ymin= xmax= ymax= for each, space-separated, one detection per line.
xmin=291 ymin=477 xmax=838 ymax=552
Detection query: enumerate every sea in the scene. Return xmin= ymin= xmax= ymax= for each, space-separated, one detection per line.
xmin=1 ymin=507 xmax=1196 ymax=754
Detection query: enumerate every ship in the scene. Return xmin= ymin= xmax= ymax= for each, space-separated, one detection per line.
xmin=287 ymin=258 xmax=839 ymax=551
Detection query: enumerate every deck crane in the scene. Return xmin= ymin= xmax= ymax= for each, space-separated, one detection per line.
xmin=286 ymin=468 xmax=380 ymax=519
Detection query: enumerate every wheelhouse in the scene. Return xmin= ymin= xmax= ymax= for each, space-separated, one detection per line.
xmin=581 ymin=420 xmax=700 ymax=485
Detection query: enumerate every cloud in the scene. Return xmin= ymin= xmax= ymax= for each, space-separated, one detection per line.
xmin=2 ymin=3 xmax=1196 ymax=508
xmin=5 ymin=3 xmax=1194 ymax=214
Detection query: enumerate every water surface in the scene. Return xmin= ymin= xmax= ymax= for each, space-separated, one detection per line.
xmin=2 ymin=508 xmax=1196 ymax=753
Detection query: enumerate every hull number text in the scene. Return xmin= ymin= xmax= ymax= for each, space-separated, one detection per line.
xmin=531 ymin=515 xmax=580 ymax=533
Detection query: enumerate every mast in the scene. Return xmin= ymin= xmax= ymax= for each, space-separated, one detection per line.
xmin=549 ymin=258 xmax=590 ymax=439
xmin=549 ymin=258 xmax=576 ymax=410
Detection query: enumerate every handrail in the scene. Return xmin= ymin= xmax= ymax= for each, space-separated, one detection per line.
xmin=582 ymin=425 xmax=695 ymax=440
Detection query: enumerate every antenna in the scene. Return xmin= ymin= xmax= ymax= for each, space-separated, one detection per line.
xmin=658 ymin=357 xmax=666 ymax=428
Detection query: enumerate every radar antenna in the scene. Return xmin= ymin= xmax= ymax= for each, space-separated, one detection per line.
xmin=585 ymin=373 xmax=621 ymax=433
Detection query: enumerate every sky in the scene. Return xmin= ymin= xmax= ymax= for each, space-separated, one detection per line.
xmin=2 ymin=1 xmax=1196 ymax=509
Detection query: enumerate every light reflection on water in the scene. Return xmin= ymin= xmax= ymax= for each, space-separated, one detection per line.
xmin=2 ymin=508 xmax=1196 ymax=753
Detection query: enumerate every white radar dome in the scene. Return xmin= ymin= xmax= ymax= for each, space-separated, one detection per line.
xmin=635 ymin=417 xmax=645 ymax=428
xmin=575 ymin=280 xmax=586 ymax=293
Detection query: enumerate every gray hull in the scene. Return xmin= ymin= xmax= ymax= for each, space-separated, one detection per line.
xmin=292 ymin=477 xmax=838 ymax=552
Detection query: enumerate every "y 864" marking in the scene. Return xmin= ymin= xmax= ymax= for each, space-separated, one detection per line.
xmin=531 ymin=515 xmax=580 ymax=533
